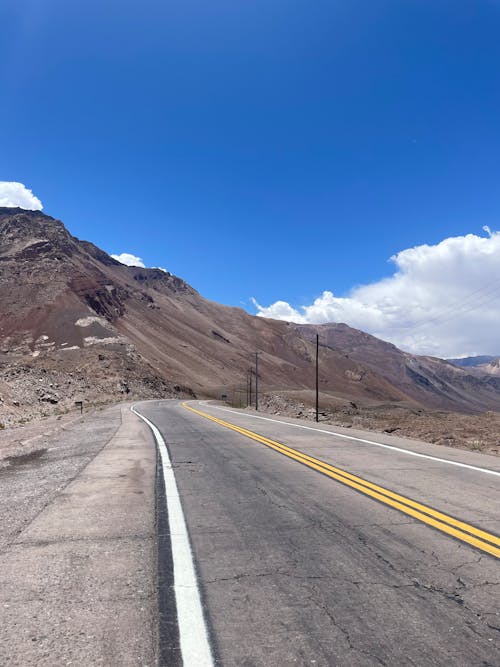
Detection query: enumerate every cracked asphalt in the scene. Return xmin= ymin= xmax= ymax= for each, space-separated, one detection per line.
xmin=138 ymin=400 xmax=500 ymax=667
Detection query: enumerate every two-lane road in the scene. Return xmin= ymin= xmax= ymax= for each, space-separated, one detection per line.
xmin=135 ymin=399 xmax=500 ymax=666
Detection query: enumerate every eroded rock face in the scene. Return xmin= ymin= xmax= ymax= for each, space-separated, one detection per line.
xmin=0 ymin=208 xmax=195 ymax=423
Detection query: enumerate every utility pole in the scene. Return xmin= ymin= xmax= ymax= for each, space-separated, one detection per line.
xmin=248 ymin=368 xmax=253 ymax=408
xmin=315 ymin=333 xmax=319 ymax=423
xmin=255 ymin=351 xmax=259 ymax=411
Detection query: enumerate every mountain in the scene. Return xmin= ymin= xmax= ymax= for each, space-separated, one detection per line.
xmin=447 ymin=355 xmax=499 ymax=368
xmin=297 ymin=323 xmax=500 ymax=412
xmin=1 ymin=208 xmax=500 ymax=425
xmin=448 ymin=355 xmax=500 ymax=377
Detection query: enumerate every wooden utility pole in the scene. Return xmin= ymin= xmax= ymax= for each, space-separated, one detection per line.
xmin=315 ymin=333 xmax=319 ymax=423
xmin=255 ymin=352 xmax=259 ymax=411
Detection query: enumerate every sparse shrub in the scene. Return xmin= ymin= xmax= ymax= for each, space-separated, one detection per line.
xmin=470 ymin=440 xmax=486 ymax=451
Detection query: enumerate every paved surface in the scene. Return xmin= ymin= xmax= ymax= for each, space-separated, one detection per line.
xmin=0 ymin=404 xmax=157 ymax=666
xmin=137 ymin=399 xmax=500 ymax=667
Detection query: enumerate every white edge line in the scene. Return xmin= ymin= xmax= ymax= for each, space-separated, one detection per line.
xmin=131 ymin=404 xmax=214 ymax=667
xmin=196 ymin=402 xmax=500 ymax=478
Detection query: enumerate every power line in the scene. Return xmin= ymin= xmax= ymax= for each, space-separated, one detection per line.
xmin=383 ymin=277 xmax=500 ymax=332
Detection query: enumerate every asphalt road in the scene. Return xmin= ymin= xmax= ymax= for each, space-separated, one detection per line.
xmin=136 ymin=399 xmax=500 ymax=667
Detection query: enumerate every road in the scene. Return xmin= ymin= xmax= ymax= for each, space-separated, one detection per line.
xmin=135 ymin=399 xmax=500 ymax=667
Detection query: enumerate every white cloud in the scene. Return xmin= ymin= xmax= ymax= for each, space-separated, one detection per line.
xmin=253 ymin=229 xmax=500 ymax=358
xmin=111 ymin=252 xmax=146 ymax=268
xmin=0 ymin=181 xmax=43 ymax=210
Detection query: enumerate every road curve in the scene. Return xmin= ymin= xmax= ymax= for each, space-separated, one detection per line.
xmin=134 ymin=399 xmax=500 ymax=666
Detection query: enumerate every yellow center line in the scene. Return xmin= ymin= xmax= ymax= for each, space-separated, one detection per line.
xmin=182 ymin=402 xmax=500 ymax=560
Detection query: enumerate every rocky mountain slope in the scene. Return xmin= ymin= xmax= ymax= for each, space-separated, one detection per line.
xmin=447 ymin=355 xmax=500 ymax=377
xmin=1 ymin=208 xmax=500 ymax=425
xmin=297 ymin=323 xmax=500 ymax=412
xmin=447 ymin=355 xmax=499 ymax=368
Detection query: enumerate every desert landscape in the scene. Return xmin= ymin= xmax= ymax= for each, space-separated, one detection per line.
xmin=1 ymin=207 xmax=500 ymax=458
xmin=3 ymin=7 xmax=500 ymax=664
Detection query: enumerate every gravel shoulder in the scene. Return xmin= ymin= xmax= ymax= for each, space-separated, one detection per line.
xmin=0 ymin=403 xmax=157 ymax=666
xmin=256 ymin=392 xmax=500 ymax=457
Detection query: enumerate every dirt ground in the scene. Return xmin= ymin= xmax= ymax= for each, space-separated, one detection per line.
xmin=256 ymin=392 xmax=500 ymax=457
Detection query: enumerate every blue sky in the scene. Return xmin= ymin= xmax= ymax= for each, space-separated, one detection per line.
xmin=2 ymin=1 xmax=500 ymax=356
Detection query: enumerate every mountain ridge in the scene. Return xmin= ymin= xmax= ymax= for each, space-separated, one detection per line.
xmin=447 ymin=355 xmax=499 ymax=368
xmin=1 ymin=207 xmax=500 ymax=424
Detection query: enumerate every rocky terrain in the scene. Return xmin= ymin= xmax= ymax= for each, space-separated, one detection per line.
xmin=0 ymin=347 xmax=188 ymax=427
xmin=2 ymin=207 xmax=500 ymax=432
xmin=452 ymin=356 xmax=500 ymax=377
xmin=447 ymin=354 xmax=500 ymax=378
xmin=447 ymin=355 xmax=499 ymax=368
xmin=254 ymin=391 xmax=500 ymax=457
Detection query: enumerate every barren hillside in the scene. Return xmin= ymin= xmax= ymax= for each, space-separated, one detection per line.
xmin=1 ymin=208 xmax=500 ymax=425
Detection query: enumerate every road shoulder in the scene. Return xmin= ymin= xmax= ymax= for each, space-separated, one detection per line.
xmin=0 ymin=404 xmax=157 ymax=667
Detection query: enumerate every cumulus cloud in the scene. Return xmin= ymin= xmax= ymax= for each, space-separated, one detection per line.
xmin=0 ymin=181 xmax=43 ymax=210
xmin=253 ymin=230 xmax=500 ymax=358
xmin=111 ymin=252 xmax=146 ymax=268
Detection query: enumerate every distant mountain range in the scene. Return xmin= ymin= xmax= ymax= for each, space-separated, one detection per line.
xmin=447 ymin=355 xmax=499 ymax=368
xmin=1 ymin=207 xmax=500 ymax=424
xmin=447 ymin=355 xmax=500 ymax=377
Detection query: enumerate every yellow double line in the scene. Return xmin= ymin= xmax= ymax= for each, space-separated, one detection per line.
xmin=182 ymin=402 xmax=500 ymax=559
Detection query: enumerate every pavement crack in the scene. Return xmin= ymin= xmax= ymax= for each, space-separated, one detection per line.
xmin=466 ymin=581 xmax=500 ymax=589
xmin=355 ymin=533 xmax=400 ymax=574
xmin=305 ymin=584 xmax=388 ymax=666
xmin=206 ymin=570 xmax=279 ymax=584
xmin=453 ymin=555 xmax=483 ymax=571
xmin=206 ymin=569 xmax=336 ymax=585
xmin=254 ymin=482 xmax=299 ymax=515
xmin=485 ymin=621 xmax=500 ymax=633
xmin=411 ymin=579 xmax=465 ymax=606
